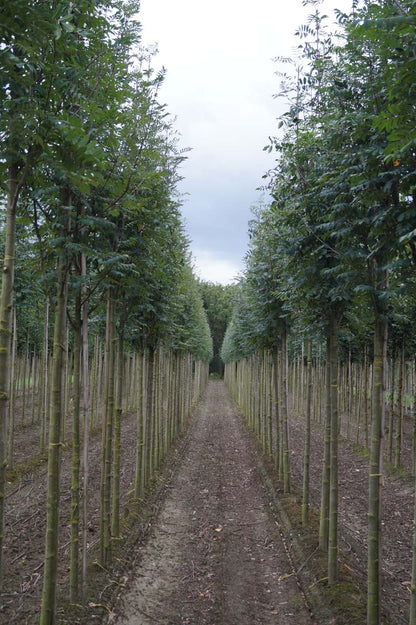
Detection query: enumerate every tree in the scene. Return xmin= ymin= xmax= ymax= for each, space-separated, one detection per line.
xmin=198 ymin=281 xmax=237 ymax=376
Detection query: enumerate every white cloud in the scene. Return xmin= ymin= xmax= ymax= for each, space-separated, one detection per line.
xmin=138 ymin=0 xmax=354 ymax=278
xmin=192 ymin=249 xmax=242 ymax=285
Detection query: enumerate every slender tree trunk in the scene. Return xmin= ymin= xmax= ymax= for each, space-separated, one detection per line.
xmin=7 ymin=308 xmax=17 ymax=470
xmin=143 ymin=348 xmax=154 ymax=489
xmin=140 ymin=349 xmax=149 ymax=495
xmin=0 ymin=164 xmax=20 ymax=587
xmin=40 ymin=216 xmax=70 ymax=625
xmin=100 ymin=289 xmax=116 ymax=565
xmin=70 ymin=293 xmax=81 ymax=601
xmin=396 ymin=340 xmax=405 ymax=469
xmin=367 ymin=268 xmax=388 ymax=625
xmin=413 ymin=356 xmax=416 ymax=478
xmin=410 ymin=356 xmax=416 ymax=625
xmin=365 ymin=344 xmax=371 ymax=449
xmin=81 ymin=253 xmax=90 ymax=593
xmin=40 ymin=301 xmax=50 ymax=455
xmin=134 ymin=351 xmax=144 ymax=499
xmin=151 ymin=347 xmax=160 ymax=473
xmin=328 ymin=313 xmax=340 ymax=585
xmin=21 ymin=332 xmax=29 ymax=425
xmin=267 ymin=351 xmax=273 ymax=457
xmin=347 ymin=346 xmax=352 ymax=439
xmin=388 ymin=353 xmax=395 ymax=463
xmin=281 ymin=326 xmax=291 ymax=494
xmin=112 ymin=328 xmax=124 ymax=540
xmin=31 ymin=350 xmax=38 ymax=425
xmin=356 ymin=359 xmax=363 ymax=445
xmin=319 ymin=335 xmax=332 ymax=552
xmin=302 ymin=340 xmax=313 ymax=527
xmin=273 ymin=347 xmax=280 ymax=471
xmin=89 ymin=337 xmax=100 ymax=431
xmin=61 ymin=326 xmax=69 ymax=442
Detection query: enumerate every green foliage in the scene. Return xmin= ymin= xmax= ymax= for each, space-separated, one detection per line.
xmin=0 ymin=0 xmax=210 ymax=364
xmin=223 ymin=0 xmax=416 ymax=365
xmin=169 ymin=267 xmax=213 ymax=362
xmin=198 ymin=280 xmax=238 ymax=374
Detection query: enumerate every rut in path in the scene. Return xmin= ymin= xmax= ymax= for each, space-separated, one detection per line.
xmin=111 ymin=380 xmax=314 ymax=625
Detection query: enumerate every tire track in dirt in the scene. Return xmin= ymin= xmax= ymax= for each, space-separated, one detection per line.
xmin=110 ymin=381 xmax=314 ymax=625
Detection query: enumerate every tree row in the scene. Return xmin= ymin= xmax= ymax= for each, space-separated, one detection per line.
xmin=0 ymin=2 xmax=212 ymax=623
xmin=222 ymin=2 xmax=416 ymax=624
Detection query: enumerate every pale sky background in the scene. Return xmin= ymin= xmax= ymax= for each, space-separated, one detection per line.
xmin=139 ymin=0 xmax=354 ymax=284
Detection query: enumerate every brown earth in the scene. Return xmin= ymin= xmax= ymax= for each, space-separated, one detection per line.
xmin=0 ymin=379 xmax=414 ymax=624
xmin=108 ymin=380 xmax=314 ymax=625
xmin=1 ymin=403 xmax=138 ymax=624
xmin=289 ymin=408 xmax=414 ymax=625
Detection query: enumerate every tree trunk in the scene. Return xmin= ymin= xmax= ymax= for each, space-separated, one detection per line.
xmin=40 ymin=301 xmax=50 ymax=455
xmin=81 ymin=253 xmax=90 ymax=593
xmin=31 ymin=350 xmax=38 ymax=425
xmin=410 ymin=355 xmax=416 ymax=625
xmin=145 ymin=348 xmax=155 ymax=488
xmin=367 ymin=269 xmax=388 ymax=625
xmin=39 ymin=226 xmax=70 ymax=625
xmin=388 ymin=353 xmax=395 ymax=463
xmin=365 ymin=344 xmax=371 ymax=449
xmin=347 ymin=345 xmax=352 ymax=439
xmin=7 ymin=308 xmax=17 ymax=470
xmin=134 ymin=350 xmax=144 ymax=499
xmin=319 ymin=335 xmax=331 ymax=552
xmin=100 ymin=289 xmax=116 ymax=565
xmin=21 ymin=332 xmax=29 ymax=425
xmin=70 ymin=292 xmax=81 ymax=601
xmin=112 ymin=329 xmax=124 ymax=540
xmin=273 ymin=347 xmax=280 ymax=472
xmin=302 ymin=340 xmax=313 ymax=527
xmin=0 ymin=164 xmax=19 ymax=587
xmin=395 ymin=340 xmax=405 ymax=469
xmin=266 ymin=351 xmax=273 ymax=457
xmin=328 ymin=313 xmax=340 ymax=585
xmin=281 ymin=326 xmax=291 ymax=494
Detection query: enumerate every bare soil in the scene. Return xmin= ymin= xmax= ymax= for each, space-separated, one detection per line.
xmin=1 ymin=407 xmax=138 ymax=624
xmin=289 ymin=405 xmax=414 ymax=625
xmin=108 ymin=381 xmax=314 ymax=625
xmin=1 ymin=380 xmax=414 ymax=624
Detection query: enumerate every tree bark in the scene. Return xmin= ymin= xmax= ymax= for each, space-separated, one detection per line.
xmin=281 ymin=326 xmax=291 ymax=494
xmin=273 ymin=347 xmax=280 ymax=472
xmin=134 ymin=350 xmax=144 ymax=499
xmin=395 ymin=340 xmax=405 ymax=469
xmin=70 ymin=291 xmax=81 ymax=601
xmin=7 ymin=308 xmax=17 ymax=470
xmin=328 ymin=313 xmax=340 ymax=585
xmin=112 ymin=329 xmax=124 ymax=540
xmin=388 ymin=352 xmax=395 ymax=463
xmin=81 ymin=253 xmax=90 ymax=593
xmin=40 ymin=205 xmax=70 ymax=624
xmin=319 ymin=335 xmax=332 ymax=552
xmin=410 ymin=355 xmax=416 ymax=625
xmin=367 ymin=266 xmax=388 ymax=625
xmin=100 ymin=288 xmax=116 ymax=565
xmin=302 ymin=340 xmax=313 ymax=527
xmin=0 ymin=164 xmax=19 ymax=588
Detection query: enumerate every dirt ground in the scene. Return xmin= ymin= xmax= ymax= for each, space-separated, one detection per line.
xmin=289 ymin=408 xmax=414 ymax=625
xmin=1 ymin=404 xmax=138 ymax=624
xmin=1 ymin=379 xmax=414 ymax=624
xmin=108 ymin=381 xmax=314 ymax=625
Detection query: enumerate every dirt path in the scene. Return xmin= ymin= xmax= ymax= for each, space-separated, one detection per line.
xmin=110 ymin=380 xmax=314 ymax=625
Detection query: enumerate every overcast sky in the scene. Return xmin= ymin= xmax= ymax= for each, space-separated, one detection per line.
xmin=139 ymin=0 xmax=353 ymax=284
